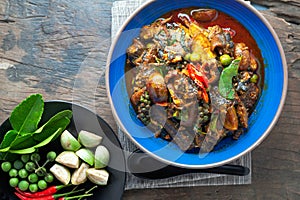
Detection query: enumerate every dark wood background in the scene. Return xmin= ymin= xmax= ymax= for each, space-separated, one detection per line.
xmin=0 ymin=0 xmax=299 ymax=199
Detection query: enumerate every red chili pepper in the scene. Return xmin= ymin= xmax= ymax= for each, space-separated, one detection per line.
xmin=15 ymin=185 xmax=67 ymax=198
xmin=14 ymin=188 xmax=85 ymax=200
xmin=14 ymin=192 xmax=30 ymax=200
xmin=187 ymin=63 xmax=209 ymax=103
xmin=15 ymin=192 xmax=55 ymax=200
xmin=187 ymin=64 xmax=209 ymax=88
xmin=199 ymin=89 xmax=209 ymax=103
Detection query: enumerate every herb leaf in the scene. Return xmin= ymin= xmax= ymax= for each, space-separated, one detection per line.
xmin=0 ymin=94 xmax=73 ymax=159
xmin=0 ymin=130 xmax=18 ymax=160
xmin=0 ymin=130 xmax=18 ymax=150
xmin=8 ymin=147 xmax=36 ymax=154
xmin=33 ymin=110 xmax=72 ymax=142
xmin=9 ymin=128 xmax=62 ymax=154
xmin=9 ymin=133 xmax=36 ymax=150
xmin=34 ymin=128 xmax=62 ymax=148
xmin=0 ymin=146 xmax=10 ymax=153
xmin=9 ymin=94 xmax=44 ymax=135
xmin=218 ymin=59 xmax=240 ymax=100
xmin=6 ymin=110 xmax=72 ymax=150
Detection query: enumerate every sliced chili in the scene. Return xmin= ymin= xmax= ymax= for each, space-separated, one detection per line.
xmin=187 ymin=63 xmax=209 ymax=88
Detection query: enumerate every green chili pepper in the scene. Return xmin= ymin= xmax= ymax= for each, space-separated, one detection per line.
xmin=218 ymin=59 xmax=241 ymax=99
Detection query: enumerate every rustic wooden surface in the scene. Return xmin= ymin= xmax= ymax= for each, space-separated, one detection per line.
xmin=0 ymin=0 xmax=299 ymax=199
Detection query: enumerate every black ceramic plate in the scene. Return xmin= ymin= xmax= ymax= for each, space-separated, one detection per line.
xmin=0 ymin=101 xmax=126 ymax=200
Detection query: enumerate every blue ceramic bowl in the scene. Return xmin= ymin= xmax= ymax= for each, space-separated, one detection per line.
xmin=106 ymin=0 xmax=287 ymax=168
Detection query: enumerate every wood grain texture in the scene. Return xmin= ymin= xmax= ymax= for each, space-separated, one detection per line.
xmin=0 ymin=0 xmax=299 ymax=199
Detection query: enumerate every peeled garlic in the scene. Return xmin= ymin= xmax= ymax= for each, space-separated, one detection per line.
xmin=55 ymin=151 xmax=80 ymax=168
xmin=86 ymin=168 xmax=109 ymax=185
xmin=60 ymin=130 xmax=81 ymax=151
xmin=50 ymin=164 xmax=70 ymax=185
xmin=78 ymin=130 xmax=102 ymax=148
xmin=71 ymin=162 xmax=89 ymax=185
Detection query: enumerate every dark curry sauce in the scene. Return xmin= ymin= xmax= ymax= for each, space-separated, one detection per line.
xmin=162 ymin=7 xmax=264 ymax=82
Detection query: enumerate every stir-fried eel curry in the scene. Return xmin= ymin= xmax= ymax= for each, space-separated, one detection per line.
xmin=125 ymin=8 xmax=263 ymax=153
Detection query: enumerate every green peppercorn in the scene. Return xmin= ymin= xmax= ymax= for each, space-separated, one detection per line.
xmin=203 ymin=103 xmax=210 ymax=109
xmin=199 ymin=117 xmax=204 ymax=122
xmin=203 ymin=115 xmax=209 ymax=122
xmin=250 ymin=74 xmax=258 ymax=83
xmin=204 ymin=109 xmax=210 ymax=114
xmin=220 ymin=54 xmax=232 ymax=66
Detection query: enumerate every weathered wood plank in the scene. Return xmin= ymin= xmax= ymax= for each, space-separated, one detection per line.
xmin=252 ymin=0 xmax=300 ymax=24
xmin=0 ymin=0 xmax=115 ymax=127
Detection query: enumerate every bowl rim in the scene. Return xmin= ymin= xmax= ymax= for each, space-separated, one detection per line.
xmin=105 ymin=0 xmax=288 ymax=169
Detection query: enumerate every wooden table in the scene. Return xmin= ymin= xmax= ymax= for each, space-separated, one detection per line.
xmin=0 ymin=0 xmax=299 ymax=199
